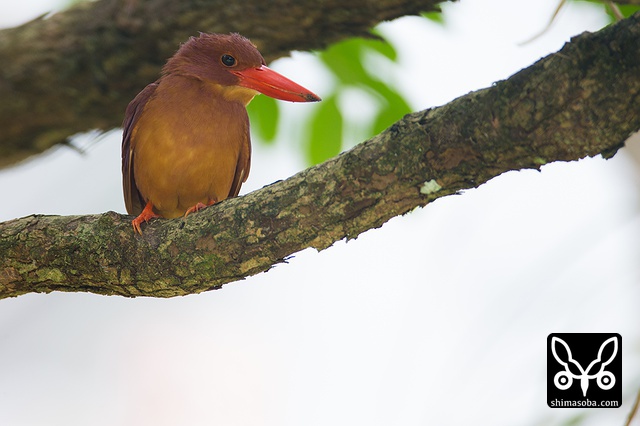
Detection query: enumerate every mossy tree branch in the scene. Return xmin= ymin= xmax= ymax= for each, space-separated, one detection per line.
xmin=1 ymin=13 xmax=639 ymax=299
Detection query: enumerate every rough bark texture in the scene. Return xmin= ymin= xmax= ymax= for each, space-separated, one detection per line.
xmin=1 ymin=13 xmax=639 ymax=299
xmin=0 ymin=0 xmax=442 ymax=167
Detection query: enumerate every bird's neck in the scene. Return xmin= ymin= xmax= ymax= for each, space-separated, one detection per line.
xmin=161 ymin=73 xmax=259 ymax=107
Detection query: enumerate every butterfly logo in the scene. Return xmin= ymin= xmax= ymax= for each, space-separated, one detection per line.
xmin=551 ymin=336 xmax=618 ymax=397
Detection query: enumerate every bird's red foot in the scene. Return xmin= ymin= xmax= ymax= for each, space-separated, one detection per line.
xmin=132 ymin=201 xmax=160 ymax=235
xmin=184 ymin=199 xmax=217 ymax=217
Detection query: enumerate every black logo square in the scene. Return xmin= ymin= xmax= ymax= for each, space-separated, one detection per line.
xmin=547 ymin=333 xmax=621 ymax=408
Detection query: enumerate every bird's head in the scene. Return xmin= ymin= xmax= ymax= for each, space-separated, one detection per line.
xmin=163 ymin=33 xmax=321 ymax=105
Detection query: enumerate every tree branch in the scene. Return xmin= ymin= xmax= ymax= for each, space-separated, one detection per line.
xmin=1 ymin=13 xmax=639 ymax=300
xmin=0 ymin=0 xmax=443 ymax=167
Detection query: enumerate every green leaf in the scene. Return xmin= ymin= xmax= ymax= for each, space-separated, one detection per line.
xmin=303 ymin=34 xmax=413 ymax=165
xmin=319 ymin=39 xmax=370 ymax=85
xmin=421 ymin=10 xmax=445 ymax=25
xmin=361 ymin=81 xmax=412 ymax=134
xmin=319 ymin=36 xmax=398 ymax=85
xmin=307 ymin=96 xmax=343 ymax=165
xmin=367 ymin=30 xmax=399 ymax=61
xmin=247 ymin=94 xmax=279 ymax=144
xmin=575 ymin=0 xmax=640 ymax=21
xmin=612 ymin=4 xmax=640 ymax=18
xmin=372 ymin=96 xmax=411 ymax=135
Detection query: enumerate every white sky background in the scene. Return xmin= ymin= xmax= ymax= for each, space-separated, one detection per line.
xmin=1 ymin=1 xmax=639 ymax=426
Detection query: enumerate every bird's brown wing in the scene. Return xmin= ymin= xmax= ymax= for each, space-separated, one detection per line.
xmin=122 ymin=82 xmax=158 ymax=215
xmin=228 ymin=129 xmax=252 ymax=199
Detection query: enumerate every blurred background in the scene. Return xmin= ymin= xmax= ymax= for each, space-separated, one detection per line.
xmin=1 ymin=1 xmax=639 ymax=425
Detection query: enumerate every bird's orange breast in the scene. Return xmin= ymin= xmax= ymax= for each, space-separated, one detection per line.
xmin=131 ymin=75 xmax=251 ymax=218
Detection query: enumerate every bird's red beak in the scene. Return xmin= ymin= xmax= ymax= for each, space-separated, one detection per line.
xmin=232 ymin=65 xmax=321 ymax=103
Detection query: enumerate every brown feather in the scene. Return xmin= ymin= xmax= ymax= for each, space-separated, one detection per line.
xmin=122 ymin=82 xmax=158 ymax=215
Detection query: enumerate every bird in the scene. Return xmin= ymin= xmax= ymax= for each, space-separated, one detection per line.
xmin=122 ymin=33 xmax=320 ymax=234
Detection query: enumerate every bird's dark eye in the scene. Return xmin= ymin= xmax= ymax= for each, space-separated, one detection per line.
xmin=221 ymin=54 xmax=236 ymax=67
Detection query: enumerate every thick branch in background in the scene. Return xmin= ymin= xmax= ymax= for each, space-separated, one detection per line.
xmin=0 ymin=0 xmax=442 ymax=167
xmin=1 ymin=14 xmax=639 ymax=300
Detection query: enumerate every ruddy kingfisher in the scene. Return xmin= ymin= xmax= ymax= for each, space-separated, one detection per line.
xmin=122 ymin=33 xmax=320 ymax=234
